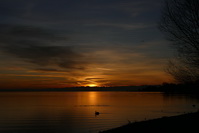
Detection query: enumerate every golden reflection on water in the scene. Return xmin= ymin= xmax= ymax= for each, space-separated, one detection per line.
xmin=88 ymin=91 xmax=97 ymax=105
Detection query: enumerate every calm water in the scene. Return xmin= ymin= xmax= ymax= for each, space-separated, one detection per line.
xmin=0 ymin=92 xmax=198 ymax=133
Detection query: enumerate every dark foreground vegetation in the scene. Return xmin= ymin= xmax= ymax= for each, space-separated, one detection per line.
xmin=101 ymin=111 xmax=199 ymax=133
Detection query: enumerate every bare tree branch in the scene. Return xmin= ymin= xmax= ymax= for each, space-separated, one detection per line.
xmin=159 ymin=0 xmax=199 ymax=84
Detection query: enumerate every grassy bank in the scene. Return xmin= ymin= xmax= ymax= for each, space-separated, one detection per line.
xmin=100 ymin=111 xmax=199 ymax=133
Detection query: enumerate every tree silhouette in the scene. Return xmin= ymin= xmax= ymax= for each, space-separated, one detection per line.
xmin=159 ymin=0 xmax=199 ymax=84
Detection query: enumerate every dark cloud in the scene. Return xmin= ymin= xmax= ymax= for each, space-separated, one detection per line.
xmin=2 ymin=45 xmax=83 ymax=69
xmin=35 ymin=68 xmax=61 ymax=72
xmin=0 ymin=24 xmax=65 ymax=44
xmin=0 ymin=24 xmax=86 ymax=70
xmin=85 ymin=78 xmax=104 ymax=81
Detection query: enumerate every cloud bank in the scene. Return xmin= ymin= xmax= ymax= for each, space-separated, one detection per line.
xmin=0 ymin=24 xmax=86 ymax=70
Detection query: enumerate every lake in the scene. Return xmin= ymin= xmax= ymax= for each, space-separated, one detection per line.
xmin=0 ymin=92 xmax=198 ymax=133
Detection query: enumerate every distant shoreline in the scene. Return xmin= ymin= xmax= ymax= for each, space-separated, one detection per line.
xmin=100 ymin=111 xmax=199 ymax=133
xmin=0 ymin=86 xmax=145 ymax=92
xmin=0 ymin=84 xmax=198 ymax=94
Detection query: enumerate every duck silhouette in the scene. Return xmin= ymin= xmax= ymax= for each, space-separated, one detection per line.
xmin=192 ymin=104 xmax=196 ymax=107
xmin=95 ymin=111 xmax=100 ymax=115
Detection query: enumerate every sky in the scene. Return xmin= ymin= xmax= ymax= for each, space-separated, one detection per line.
xmin=0 ymin=0 xmax=174 ymax=89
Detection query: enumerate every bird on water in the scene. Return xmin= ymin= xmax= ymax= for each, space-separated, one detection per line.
xmin=95 ymin=111 xmax=100 ymax=115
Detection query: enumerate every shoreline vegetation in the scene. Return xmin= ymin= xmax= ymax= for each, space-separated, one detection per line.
xmin=100 ymin=111 xmax=199 ymax=133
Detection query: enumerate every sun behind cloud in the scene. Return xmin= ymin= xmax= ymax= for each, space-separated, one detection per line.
xmin=88 ymin=84 xmax=97 ymax=87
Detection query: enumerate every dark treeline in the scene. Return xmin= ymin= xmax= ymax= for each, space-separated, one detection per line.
xmin=0 ymin=84 xmax=198 ymax=94
xmin=0 ymin=86 xmax=145 ymax=92
xmin=142 ymin=83 xmax=199 ymax=94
